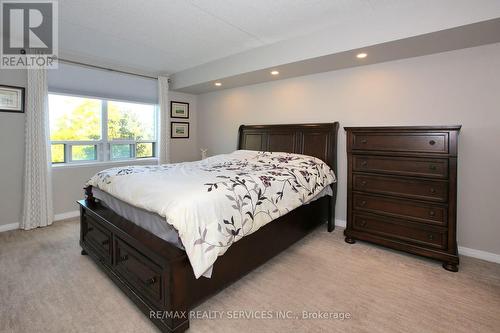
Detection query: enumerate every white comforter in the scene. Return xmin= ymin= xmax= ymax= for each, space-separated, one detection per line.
xmin=87 ymin=150 xmax=336 ymax=278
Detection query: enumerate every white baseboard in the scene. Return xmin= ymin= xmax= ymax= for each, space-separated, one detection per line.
xmin=458 ymin=246 xmax=500 ymax=264
xmin=335 ymin=218 xmax=346 ymax=228
xmin=0 ymin=210 xmax=79 ymax=233
xmin=334 ymin=218 xmax=500 ymax=264
xmin=0 ymin=222 xmax=20 ymax=233
xmin=54 ymin=210 xmax=80 ymax=221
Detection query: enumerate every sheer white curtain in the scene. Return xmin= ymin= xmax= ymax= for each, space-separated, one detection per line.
xmin=21 ymin=68 xmax=53 ymax=230
xmin=158 ymin=76 xmax=171 ymax=164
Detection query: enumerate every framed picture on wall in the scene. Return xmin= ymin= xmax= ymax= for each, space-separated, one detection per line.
xmin=0 ymin=85 xmax=25 ymax=113
xmin=171 ymin=122 xmax=190 ymax=138
xmin=170 ymin=101 xmax=189 ymax=118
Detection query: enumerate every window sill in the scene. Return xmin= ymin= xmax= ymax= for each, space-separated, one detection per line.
xmin=51 ymin=158 xmax=158 ymax=170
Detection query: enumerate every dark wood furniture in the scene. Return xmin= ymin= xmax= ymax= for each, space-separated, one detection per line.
xmin=344 ymin=126 xmax=461 ymax=272
xmin=78 ymin=122 xmax=339 ymax=333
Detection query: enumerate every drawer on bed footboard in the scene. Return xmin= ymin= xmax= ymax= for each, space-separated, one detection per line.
xmin=82 ymin=215 xmax=112 ymax=265
xmin=114 ymin=238 xmax=163 ymax=306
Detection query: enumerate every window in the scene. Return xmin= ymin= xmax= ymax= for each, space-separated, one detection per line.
xmin=49 ymin=94 xmax=157 ymax=164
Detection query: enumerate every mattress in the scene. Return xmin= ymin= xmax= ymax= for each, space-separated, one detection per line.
xmin=93 ymin=185 xmax=332 ymax=251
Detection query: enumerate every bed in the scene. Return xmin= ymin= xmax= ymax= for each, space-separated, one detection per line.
xmin=78 ymin=122 xmax=339 ymax=332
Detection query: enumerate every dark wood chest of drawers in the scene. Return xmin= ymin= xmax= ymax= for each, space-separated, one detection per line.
xmin=344 ymin=126 xmax=461 ymax=271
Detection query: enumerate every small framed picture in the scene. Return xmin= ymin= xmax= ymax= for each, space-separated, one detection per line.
xmin=0 ymin=85 xmax=25 ymax=113
xmin=171 ymin=122 xmax=190 ymax=139
xmin=170 ymin=101 xmax=189 ymax=119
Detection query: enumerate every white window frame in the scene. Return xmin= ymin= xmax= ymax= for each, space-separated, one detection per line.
xmin=49 ymin=92 xmax=158 ymax=165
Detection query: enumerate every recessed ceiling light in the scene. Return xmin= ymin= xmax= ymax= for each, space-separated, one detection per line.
xmin=270 ymin=70 xmax=279 ymax=75
xmin=356 ymin=53 xmax=368 ymax=59
xmin=214 ymin=82 xmax=222 ymax=86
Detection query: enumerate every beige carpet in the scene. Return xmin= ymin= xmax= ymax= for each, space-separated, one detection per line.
xmin=1 ymin=219 xmax=499 ymax=333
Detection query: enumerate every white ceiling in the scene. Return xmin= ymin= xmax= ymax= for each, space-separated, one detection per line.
xmin=58 ymin=0 xmax=410 ymax=75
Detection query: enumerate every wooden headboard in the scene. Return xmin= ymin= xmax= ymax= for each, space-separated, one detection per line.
xmin=237 ymin=122 xmax=340 ymax=176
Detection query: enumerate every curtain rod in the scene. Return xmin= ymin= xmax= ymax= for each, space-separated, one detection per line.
xmin=58 ymin=58 xmax=162 ymax=80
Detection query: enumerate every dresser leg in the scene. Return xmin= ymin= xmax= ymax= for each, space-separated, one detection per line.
xmin=344 ymin=237 xmax=356 ymax=244
xmin=81 ymin=249 xmax=88 ymax=255
xmin=442 ymin=262 xmax=458 ymax=272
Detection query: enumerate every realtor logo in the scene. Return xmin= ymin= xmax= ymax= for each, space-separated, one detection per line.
xmin=1 ymin=0 xmax=58 ymax=68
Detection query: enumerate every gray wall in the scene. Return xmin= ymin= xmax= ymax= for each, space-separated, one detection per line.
xmin=51 ymin=160 xmax=156 ymax=216
xmin=0 ymin=69 xmax=26 ymax=226
xmin=197 ymin=43 xmax=500 ymax=255
xmin=168 ymin=91 xmax=199 ymax=164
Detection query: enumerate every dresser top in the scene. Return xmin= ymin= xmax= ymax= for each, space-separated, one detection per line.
xmin=344 ymin=125 xmax=462 ymax=131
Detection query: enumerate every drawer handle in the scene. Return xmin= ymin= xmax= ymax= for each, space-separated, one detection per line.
xmin=360 ymin=220 xmax=367 ymax=227
xmin=361 ymin=180 xmax=367 ymax=186
xmin=145 ymin=277 xmax=157 ymax=286
xmin=429 ymin=210 xmax=435 ymax=217
xmin=429 ymin=140 xmax=436 ymax=146
xmin=361 ymin=139 xmax=367 ymax=144
xmin=428 ymin=234 xmax=435 ymax=240
xmin=101 ymin=239 xmax=110 ymax=246
xmin=361 ymin=160 xmax=368 ymax=166
xmin=430 ymin=187 xmax=436 ymax=194
xmin=360 ymin=200 xmax=367 ymax=207
xmin=429 ymin=165 xmax=437 ymax=171
xmin=119 ymin=254 xmax=129 ymax=262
